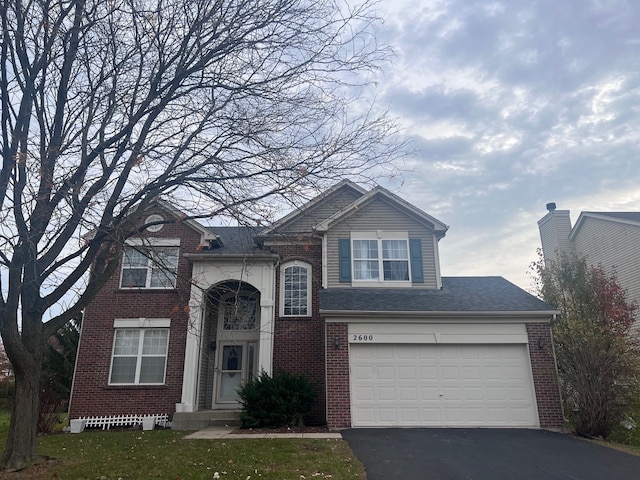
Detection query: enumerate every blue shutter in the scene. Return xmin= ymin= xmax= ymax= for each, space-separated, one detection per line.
xmin=409 ymin=239 xmax=424 ymax=283
xmin=339 ymin=238 xmax=351 ymax=283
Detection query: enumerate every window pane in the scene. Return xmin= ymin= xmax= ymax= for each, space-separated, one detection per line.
xmin=284 ymin=266 xmax=308 ymax=315
xmin=142 ymin=329 xmax=168 ymax=355
xmin=383 ymin=260 xmax=409 ymax=281
xmin=353 ymin=240 xmax=379 ymax=280
xmin=382 ymin=240 xmax=408 ymax=260
xmin=110 ymin=357 xmax=137 ymax=383
xmin=223 ymin=297 xmax=256 ymax=330
xmin=150 ymin=269 xmax=176 ymax=288
xmin=122 ymin=248 xmax=149 ymax=287
xmin=222 ymin=345 xmax=243 ymax=371
xmin=139 ymin=357 xmax=166 ymax=383
xmin=122 ymin=268 xmax=147 ymax=287
xmin=353 ymin=260 xmax=379 ymax=280
xmin=150 ymin=247 xmax=178 ymax=288
xmin=114 ymin=330 xmax=140 ymax=355
xmin=248 ymin=344 xmax=256 ymax=382
xmin=124 ymin=248 xmax=148 ymax=267
xmin=353 ymin=240 xmax=378 ymax=259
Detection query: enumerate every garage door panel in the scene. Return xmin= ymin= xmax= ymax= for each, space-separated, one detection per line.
xmin=350 ymin=344 xmax=538 ymax=427
xmin=377 ymin=386 xmax=396 ymax=401
xmin=398 ymin=366 xmax=417 ymax=379
xmin=399 ymin=386 xmax=418 ymax=401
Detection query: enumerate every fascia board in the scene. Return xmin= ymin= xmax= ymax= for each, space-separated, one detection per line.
xmin=258 ymin=180 xmax=367 ymax=236
xmin=321 ymin=309 xmax=559 ymax=322
xmin=183 ymin=253 xmax=279 ymax=263
xmin=315 ymin=187 xmax=449 ymax=234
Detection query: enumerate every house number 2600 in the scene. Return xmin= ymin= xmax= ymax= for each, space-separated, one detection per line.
xmin=353 ymin=334 xmax=374 ymax=341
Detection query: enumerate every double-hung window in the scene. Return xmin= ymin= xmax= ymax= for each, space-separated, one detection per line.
xmin=280 ymin=261 xmax=312 ymax=316
xmin=352 ymin=237 xmax=410 ymax=282
xmin=120 ymin=240 xmax=179 ymax=289
xmin=109 ymin=328 xmax=169 ymax=384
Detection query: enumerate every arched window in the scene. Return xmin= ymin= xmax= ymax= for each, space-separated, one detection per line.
xmin=280 ymin=261 xmax=312 ymax=317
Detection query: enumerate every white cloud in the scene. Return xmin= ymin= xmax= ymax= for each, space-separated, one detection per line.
xmin=368 ymin=0 xmax=640 ymax=289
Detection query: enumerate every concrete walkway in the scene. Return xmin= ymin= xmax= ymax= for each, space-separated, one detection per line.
xmin=185 ymin=426 xmax=342 ymax=439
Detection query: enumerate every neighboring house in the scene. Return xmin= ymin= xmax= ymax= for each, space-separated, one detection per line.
xmin=538 ymin=203 xmax=640 ymax=331
xmin=70 ymin=181 xmax=563 ymax=430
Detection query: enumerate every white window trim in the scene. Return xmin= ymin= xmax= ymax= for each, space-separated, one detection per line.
xmin=126 ymin=238 xmax=181 ymax=247
xmin=108 ymin=326 xmax=170 ymax=386
xmin=280 ymin=260 xmax=312 ymax=317
xmin=113 ymin=318 xmax=171 ymax=328
xmin=119 ymin=241 xmax=180 ymax=289
xmin=351 ymin=232 xmax=411 ymax=285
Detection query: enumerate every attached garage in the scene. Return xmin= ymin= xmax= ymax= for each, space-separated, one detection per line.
xmin=346 ymin=322 xmax=539 ymax=428
xmin=321 ymin=278 xmax=564 ymax=430
xmin=350 ymin=343 xmax=538 ymax=427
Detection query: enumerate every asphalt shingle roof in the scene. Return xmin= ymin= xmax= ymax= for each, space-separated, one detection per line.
xmin=201 ymin=226 xmax=264 ymax=255
xmin=584 ymin=212 xmax=640 ymax=223
xmin=319 ymin=277 xmax=555 ymax=313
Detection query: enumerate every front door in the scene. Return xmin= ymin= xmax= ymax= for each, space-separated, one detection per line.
xmin=213 ymin=293 xmax=259 ymax=407
xmin=216 ymin=342 xmax=257 ymax=403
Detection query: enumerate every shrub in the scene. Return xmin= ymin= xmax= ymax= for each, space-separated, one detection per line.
xmin=37 ymin=386 xmax=61 ymax=435
xmin=532 ymin=252 xmax=640 ymax=438
xmin=238 ymin=370 xmax=315 ymax=428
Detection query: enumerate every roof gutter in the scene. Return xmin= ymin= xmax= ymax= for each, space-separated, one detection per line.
xmin=320 ymin=309 xmax=559 ymax=323
xmin=184 ymin=253 xmax=279 ymax=263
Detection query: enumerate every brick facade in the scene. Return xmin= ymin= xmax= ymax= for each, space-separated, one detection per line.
xmin=69 ymin=220 xmax=201 ymax=418
xmin=526 ymin=323 xmax=565 ymax=429
xmin=270 ymin=240 xmax=326 ymax=425
xmin=325 ymin=323 xmax=350 ymax=429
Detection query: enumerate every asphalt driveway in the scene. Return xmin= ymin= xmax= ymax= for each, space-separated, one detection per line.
xmin=341 ymin=428 xmax=640 ymax=480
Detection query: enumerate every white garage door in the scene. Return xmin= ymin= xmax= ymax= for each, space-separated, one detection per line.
xmin=350 ymin=343 xmax=538 ymax=427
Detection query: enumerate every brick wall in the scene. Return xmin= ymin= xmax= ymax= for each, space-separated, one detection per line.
xmin=69 ymin=218 xmax=201 ymax=418
xmin=526 ymin=323 xmax=564 ymax=429
xmin=325 ymin=323 xmax=350 ymax=430
xmin=270 ymin=240 xmax=326 ymax=425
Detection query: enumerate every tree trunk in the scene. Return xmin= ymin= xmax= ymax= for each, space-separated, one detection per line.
xmin=0 ymin=347 xmax=42 ymax=469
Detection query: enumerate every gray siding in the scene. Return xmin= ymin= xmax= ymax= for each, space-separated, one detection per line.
xmin=538 ymin=210 xmax=574 ymax=261
xmin=326 ymin=197 xmax=438 ymax=288
xmin=574 ymin=217 xmax=640 ymax=332
xmin=278 ymin=187 xmax=362 ymax=234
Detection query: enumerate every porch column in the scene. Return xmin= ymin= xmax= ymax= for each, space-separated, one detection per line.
xmin=258 ymin=301 xmax=275 ymax=375
xmin=176 ymin=275 xmax=205 ymax=413
xmin=257 ymin=262 xmax=276 ymax=375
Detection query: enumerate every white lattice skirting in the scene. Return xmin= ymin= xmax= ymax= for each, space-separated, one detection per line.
xmin=70 ymin=414 xmax=171 ymax=433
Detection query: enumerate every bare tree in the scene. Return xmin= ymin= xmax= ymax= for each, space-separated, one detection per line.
xmin=0 ymin=0 xmax=400 ymax=468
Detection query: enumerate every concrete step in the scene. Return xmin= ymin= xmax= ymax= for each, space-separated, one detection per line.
xmin=172 ymin=410 xmax=241 ymax=430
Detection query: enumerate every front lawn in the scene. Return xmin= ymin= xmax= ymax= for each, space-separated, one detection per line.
xmin=0 ymin=414 xmax=365 ymax=479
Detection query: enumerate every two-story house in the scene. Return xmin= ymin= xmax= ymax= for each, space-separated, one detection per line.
xmin=70 ymin=182 xmax=563 ymax=430
xmin=538 ymin=203 xmax=640 ymax=332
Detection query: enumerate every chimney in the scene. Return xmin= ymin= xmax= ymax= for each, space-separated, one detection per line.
xmin=537 ymin=203 xmax=574 ymax=261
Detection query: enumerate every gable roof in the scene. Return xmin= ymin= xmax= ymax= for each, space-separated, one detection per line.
xmin=258 ymin=180 xmax=366 ymax=236
xmin=570 ymin=211 xmax=640 ymax=240
xmin=314 ymin=186 xmax=449 ymax=236
xmin=82 ymin=198 xmax=219 ymax=242
xmin=320 ymin=277 xmax=556 ymax=316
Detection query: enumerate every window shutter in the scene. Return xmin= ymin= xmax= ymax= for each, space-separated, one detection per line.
xmin=339 ymin=238 xmax=351 ymax=283
xmin=409 ymin=239 xmax=424 ymax=283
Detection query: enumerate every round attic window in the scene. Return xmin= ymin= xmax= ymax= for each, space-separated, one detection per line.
xmin=145 ymin=214 xmax=164 ymax=232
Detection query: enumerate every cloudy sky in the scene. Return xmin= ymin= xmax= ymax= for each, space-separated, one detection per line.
xmin=369 ymin=0 xmax=640 ymax=291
